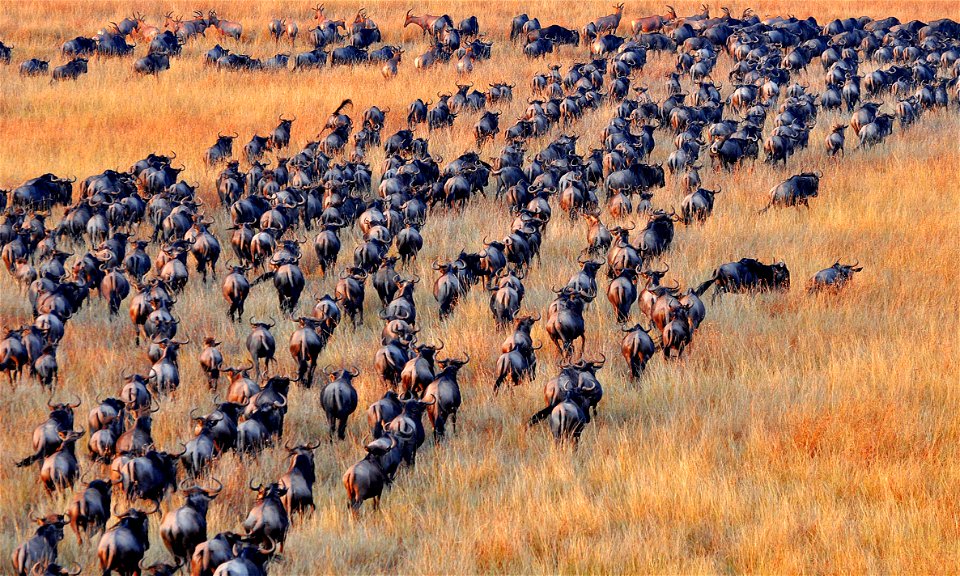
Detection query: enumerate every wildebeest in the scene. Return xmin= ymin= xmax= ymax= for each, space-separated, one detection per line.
xmin=423 ymin=355 xmax=467 ymax=440
xmin=20 ymin=58 xmax=49 ymax=76
xmin=62 ymin=36 xmax=97 ymax=56
xmin=205 ymin=132 xmax=238 ymax=166
xmin=269 ymin=116 xmax=295 ymax=150
xmin=695 ymin=258 xmax=791 ymax=302
xmin=66 ymin=478 xmax=111 ymax=544
xmin=11 ymin=514 xmax=67 ymax=576
xmin=545 ymin=287 xmax=593 ymax=359
xmin=279 ymin=440 xmax=321 ymax=517
xmin=242 ymin=482 xmax=289 ymax=553
xmin=51 ymin=58 xmax=88 ymax=82
xmin=342 ymin=435 xmax=397 ymax=516
xmin=160 ymin=479 xmax=223 ymax=564
xmin=681 ymin=187 xmax=720 ymax=224
xmin=825 ymin=124 xmax=847 ymax=156
xmin=0 ymin=39 xmax=12 ymax=63
xmin=190 ymin=530 xmax=243 ymax=576
xmin=759 ymin=172 xmax=821 ymax=213
xmin=134 ymin=52 xmax=170 ymax=76
xmin=320 ymin=366 xmax=359 ymax=439
xmin=246 ymin=318 xmax=276 ymax=378
xmin=808 ymin=260 xmax=863 ymax=293
xmin=97 ymin=505 xmax=157 ymax=576
xmin=621 ymin=322 xmax=656 ymax=379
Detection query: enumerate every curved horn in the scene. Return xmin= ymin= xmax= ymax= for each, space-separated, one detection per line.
xmin=206 ymin=477 xmax=224 ymax=496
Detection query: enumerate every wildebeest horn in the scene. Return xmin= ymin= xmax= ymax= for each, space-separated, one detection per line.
xmin=68 ymin=393 xmax=82 ymax=408
xmin=249 ymin=479 xmax=262 ymax=491
xmin=206 ymin=477 xmax=224 ymax=496
xmin=259 ymin=536 xmax=277 ymax=555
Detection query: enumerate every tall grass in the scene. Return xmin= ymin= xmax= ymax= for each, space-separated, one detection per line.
xmin=0 ymin=1 xmax=958 ymax=573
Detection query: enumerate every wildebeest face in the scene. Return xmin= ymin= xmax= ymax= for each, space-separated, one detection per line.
xmin=772 ymin=262 xmax=790 ymax=288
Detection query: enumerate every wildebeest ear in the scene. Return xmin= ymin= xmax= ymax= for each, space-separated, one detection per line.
xmin=852 ymin=267 xmax=863 ymax=272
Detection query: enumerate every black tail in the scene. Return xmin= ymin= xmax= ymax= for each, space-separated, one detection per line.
xmin=693 ymin=273 xmax=716 ymax=297
xmin=251 ymin=271 xmax=275 ymax=286
xmin=527 ymin=405 xmax=554 ymax=427
xmin=15 ymin=452 xmax=41 ymax=468
xmin=334 ymin=98 xmax=353 ymax=115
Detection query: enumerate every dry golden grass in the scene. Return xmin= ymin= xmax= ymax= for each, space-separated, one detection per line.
xmin=1 ymin=1 xmax=958 ymax=574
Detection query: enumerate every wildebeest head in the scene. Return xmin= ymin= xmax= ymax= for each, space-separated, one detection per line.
xmin=770 ymin=261 xmax=790 ymax=289
xmin=249 ymin=480 xmax=287 ymax=502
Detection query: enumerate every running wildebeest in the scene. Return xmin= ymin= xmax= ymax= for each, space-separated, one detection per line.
xmin=695 ymin=259 xmax=791 ymax=302
xmin=808 ymin=260 xmax=863 ymax=293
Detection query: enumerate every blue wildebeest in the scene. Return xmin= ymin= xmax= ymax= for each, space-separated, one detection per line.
xmin=808 ymin=260 xmax=863 ymax=293
xmin=694 ymin=258 xmax=791 ymax=302
xmin=759 ymin=172 xmax=821 ymax=213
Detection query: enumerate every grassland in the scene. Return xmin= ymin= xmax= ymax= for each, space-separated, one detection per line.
xmin=0 ymin=1 xmax=958 ymax=573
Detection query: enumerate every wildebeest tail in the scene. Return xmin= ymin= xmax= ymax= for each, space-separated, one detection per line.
xmin=334 ymin=98 xmax=353 ymax=115
xmin=15 ymin=451 xmax=41 ymax=468
xmin=251 ymin=271 xmax=275 ymax=286
xmin=527 ymin=405 xmax=553 ymax=427
xmin=693 ymin=273 xmax=716 ymax=296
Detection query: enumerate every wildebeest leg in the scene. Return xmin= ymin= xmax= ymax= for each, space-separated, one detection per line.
xmin=327 ymin=413 xmax=336 ymax=439
xmin=549 ymin=335 xmax=563 ymax=356
xmin=337 ymin=418 xmax=348 ymax=440
xmin=307 ymin=361 xmax=317 ymax=388
xmin=493 ymin=374 xmax=504 ymax=394
xmin=296 ymin=360 xmax=308 ymax=386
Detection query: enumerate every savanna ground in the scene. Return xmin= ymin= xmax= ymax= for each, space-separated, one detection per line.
xmin=1 ymin=1 xmax=959 ymax=573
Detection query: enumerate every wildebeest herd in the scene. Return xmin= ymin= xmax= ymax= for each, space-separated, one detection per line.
xmin=2 ymin=3 xmax=958 ymax=575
